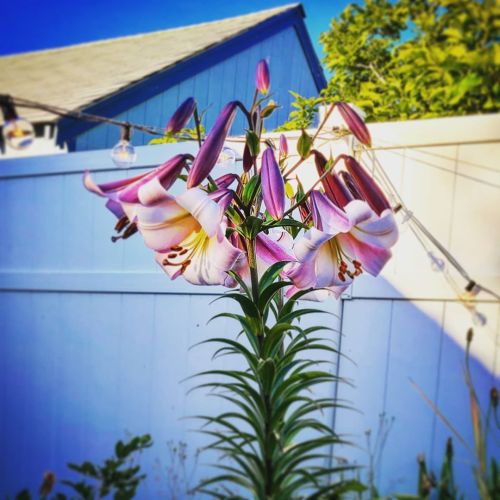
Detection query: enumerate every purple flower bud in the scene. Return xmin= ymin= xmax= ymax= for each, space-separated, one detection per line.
xmin=214 ymin=173 xmax=239 ymax=189
xmin=256 ymin=59 xmax=270 ymax=95
xmin=187 ymin=102 xmax=238 ymax=188
xmin=166 ymin=97 xmax=196 ymax=134
xmin=243 ymin=143 xmax=253 ymax=173
xmin=312 ymin=150 xmax=350 ymax=207
xmin=339 ymin=171 xmax=364 ymax=201
xmin=261 ymin=147 xmax=284 ymax=220
xmin=336 ymin=102 xmax=372 ymax=147
xmin=279 ymin=134 xmax=288 ymax=157
xmin=344 ymin=155 xmax=390 ymax=215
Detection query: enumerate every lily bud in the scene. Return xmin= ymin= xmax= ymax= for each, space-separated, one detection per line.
xmin=467 ymin=327 xmax=474 ymax=344
xmin=214 ymin=173 xmax=239 ymax=189
xmin=336 ymin=102 xmax=372 ymax=147
xmin=261 ymin=147 xmax=284 ymax=220
xmin=187 ymin=101 xmax=238 ymax=188
xmin=312 ymin=150 xmax=348 ymax=207
xmin=39 ymin=471 xmax=56 ymax=497
xmin=339 ymin=171 xmax=364 ymax=201
xmin=491 ymin=387 xmax=498 ymax=410
xmin=343 ymin=156 xmax=390 ymax=215
xmin=243 ymin=143 xmax=253 ymax=172
xmin=279 ymin=134 xmax=288 ymax=157
xmin=256 ymin=59 xmax=270 ymax=95
xmin=166 ymin=97 xmax=196 ymax=134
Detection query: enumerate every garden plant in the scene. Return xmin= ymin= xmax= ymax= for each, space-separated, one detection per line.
xmin=83 ymin=59 xmax=399 ymax=498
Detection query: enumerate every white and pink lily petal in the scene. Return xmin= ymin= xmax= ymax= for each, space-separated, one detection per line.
xmin=228 ymin=230 xmax=296 ymax=288
xmin=155 ymin=219 xmax=243 ymax=286
xmin=133 ymin=186 xmax=242 ymax=286
xmin=285 ymin=191 xmax=398 ymax=300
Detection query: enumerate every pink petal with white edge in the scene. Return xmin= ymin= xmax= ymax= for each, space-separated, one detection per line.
xmin=137 ymin=176 xmax=175 ymax=206
xmin=285 ymin=259 xmax=317 ymax=289
xmin=343 ymin=199 xmax=374 ymax=226
xmin=337 ymin=233 xmax=392 ymax=276
xmin=310 ymin=191 xmax=351 ymax=234
xmin=135 ymin=199 xmax=197 ymax=252
xmin=256 ymin=232 xmax=295 ymax=265
xmin=83 ymin=170 xmax=146 ymax=197
xmin=315 ymin=242 xmax=353 ymax=288
xmin=176 ymin=188 xmax=223 ymax=238
xmin=350 ymin=208 xmax=399 ymax=249
xmin=292 ymin=227 xmax=332 ymax=262
xmin=156 ymin=228 xmax=243 ymax=286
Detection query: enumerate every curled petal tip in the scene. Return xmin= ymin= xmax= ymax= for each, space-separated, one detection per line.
xmin=255 ymin=59 xmax=270 ymax=95
xmin=336 ymin=102 xmax=372 ymax=147
xmin=187 ymin=101 xmax=238 ymax=188
xmin=261 ymin=147 xmax=285 ymax=220
xmin=166 ymin=97 xmax=196 ymax=134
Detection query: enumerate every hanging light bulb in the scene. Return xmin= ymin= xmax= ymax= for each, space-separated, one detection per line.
xmin=0 ymin=96 xmax=34 ymax=150
xmin=217 ymin=146 xmax=237 ymax=169
xmin=427 ymin=251 xmax=445 ymax=273
xmin=350 ymin=136 xmax=363 ymax=161
xmin=111 ymin=125 xmax=137 ymax=168
xmin=471 ymin=310 xmax=487 ymax=327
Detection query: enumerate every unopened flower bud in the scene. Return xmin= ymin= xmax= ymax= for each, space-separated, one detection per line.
xmin=39 ymin=471 xmax=56 ymax=497
xmin=491 ymin=387 xmax=498 ymax=409
xmin=467 ymin=327 xmax=474 ymax=344
xmin=255 ymin=59 xmax=270 ymax=94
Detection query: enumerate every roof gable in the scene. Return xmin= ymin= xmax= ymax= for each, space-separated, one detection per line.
xmin=0 ymin=4 xmax=325 ymax=124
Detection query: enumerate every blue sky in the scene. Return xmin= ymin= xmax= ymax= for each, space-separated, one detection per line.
xmin=1 ymin=0 xmax=351 ymax=61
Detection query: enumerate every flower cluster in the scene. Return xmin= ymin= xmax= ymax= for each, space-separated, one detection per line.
xmin=84 ymin=60 xmax=398 ymax=298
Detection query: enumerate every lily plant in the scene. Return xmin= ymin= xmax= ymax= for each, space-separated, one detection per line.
xmin=84 ymin=59 xmax=398 ymax=499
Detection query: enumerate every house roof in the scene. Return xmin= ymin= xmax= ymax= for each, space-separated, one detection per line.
xmin=0 ymin=4 xmax=310 ymax=124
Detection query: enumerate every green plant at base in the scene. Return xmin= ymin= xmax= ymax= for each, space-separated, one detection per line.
xmin=192 ymin=261 xmax=364 ymax=499
xmin=14 ymin=434 xmax=152 ymax=500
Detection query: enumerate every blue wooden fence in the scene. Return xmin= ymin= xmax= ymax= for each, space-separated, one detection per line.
xmin=0 ymin=143 xmax=497 ymax=498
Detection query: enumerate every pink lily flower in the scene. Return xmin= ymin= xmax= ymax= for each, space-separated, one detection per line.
xmin=131 ymin=183 xmax=242 ymax=286
xmin=285 ymin=190 xmax=398 ymax=300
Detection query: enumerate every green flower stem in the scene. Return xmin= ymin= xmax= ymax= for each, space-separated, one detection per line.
xmin=246 ymin=237 xmax=260 ymax=310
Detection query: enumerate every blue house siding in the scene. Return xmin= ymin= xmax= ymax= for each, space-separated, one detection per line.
xmin=73 ymin=25 xmax=322 ymax=151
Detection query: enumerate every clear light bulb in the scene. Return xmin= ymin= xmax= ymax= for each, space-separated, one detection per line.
xmin=217 ymin=147 xmax=237 ymax=169
xmin=472 ymin=310 xmax=487 ymax=327
xmin=428 ymin=251 xmax=445 ymax=273
xmin=111 ymin=125 xmax=136 ymax=168
xmin=3 ymin=117 xmax=35 ymax=150
xmin=111 ymin=140 xmax=137 ymax=168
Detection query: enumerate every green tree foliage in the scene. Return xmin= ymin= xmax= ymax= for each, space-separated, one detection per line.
xmin=320 ymin=0 xmax=500 ymax=121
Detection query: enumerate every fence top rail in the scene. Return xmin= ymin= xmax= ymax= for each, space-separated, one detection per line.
xmin=0 ymin=141 xmax=200 ymax=179
xmin=1 ymin=113 xmax=499 ymax=179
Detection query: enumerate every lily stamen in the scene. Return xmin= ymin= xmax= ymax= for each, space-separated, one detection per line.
xmin=114 ymin=215 xmax=130 ymax=232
